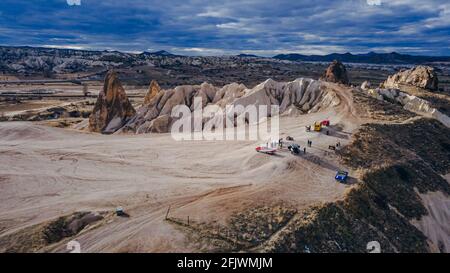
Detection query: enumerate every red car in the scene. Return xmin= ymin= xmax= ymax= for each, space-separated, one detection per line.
xmin=256 ymin=146 xmax=277 ymax=155
xmin=321 ymin=120 xmax=330 ymax=126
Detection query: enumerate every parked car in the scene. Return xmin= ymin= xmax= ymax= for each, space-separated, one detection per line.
xmin=321 ymin=120 xmax=330 ymax=126
xmin=288 ymin=144 xmax=300 ymax=154
xmin=335 ymin=170 xmax=349 ymax=182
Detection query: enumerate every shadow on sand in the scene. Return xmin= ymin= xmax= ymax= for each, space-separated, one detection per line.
xmin=322 ymin=125 xmax=351 ymax=140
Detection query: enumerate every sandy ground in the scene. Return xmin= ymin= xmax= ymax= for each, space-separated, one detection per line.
xmin=0 ymin=84 xmax=362 ymax=252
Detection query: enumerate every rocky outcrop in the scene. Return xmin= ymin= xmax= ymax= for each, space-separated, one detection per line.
xmin=143 ymin=80 xmax=161 ymax=105
xmin=382 ymin=66 xmax=438 ymax=91
xmin=89 ymin=71 xmax=136 ymax=134
xmin=118 ymin=78 xmax=339 ymax=134
xmin=320 ymin=60 xmax=349 ymax=85
xmin=119 ymin=82 xmax=219 ymax=134
xmin=360 ymin=87 xmax=450 ymax=128
xmin=230 ymin=78 xmax=336 ymax=116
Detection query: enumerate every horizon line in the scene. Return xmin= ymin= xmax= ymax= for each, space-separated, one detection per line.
xmin=1 ymin=44 xmax=450 ymax=58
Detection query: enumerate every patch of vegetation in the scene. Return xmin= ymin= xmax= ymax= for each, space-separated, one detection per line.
xmin=0 ymin=211 xmax=105 ymax=253
xmin=363 ymin=163 xmax=449 ymax=219
xmin=339 ymin=118 xmax=450 ymax=173
xmin=0 ymin=223 xmax=49 ymax=253
xmin=167 ymin=205 xmax=297 ymax=252
xmin=228 ymin=206 xmax=297 ymax=245
xmin=43 ymin=212 xmax=86 ymax=244
xmin=283 ymin=183 xmax=429 ymax=253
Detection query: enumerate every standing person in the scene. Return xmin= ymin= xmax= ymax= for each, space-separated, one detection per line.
xmin=304 ymin=147 xmax=306 ymax=154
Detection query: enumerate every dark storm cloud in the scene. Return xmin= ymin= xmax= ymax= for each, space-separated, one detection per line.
xmin=0 ymin=0 xmax=448 ymax=55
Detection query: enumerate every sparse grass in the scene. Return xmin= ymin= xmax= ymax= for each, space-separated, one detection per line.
xmin=43 ymin=212 xmax=90 ymax=244
xmin=352 ymin=89 xmax=416 ymax=122
xmin=167 ymin=205 xmax=297 ymax=252
xmin=339 ymin=118 xmax=450 ymax=174
xmin=0 ymin=211 xmax=106 ymax=253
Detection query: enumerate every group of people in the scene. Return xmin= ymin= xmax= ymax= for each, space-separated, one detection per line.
xmin=279 ymin=137 xmax=343 ymax=154
xmin=278 ymin=137 xmax=310 ymax=154
xmin=276 ymin=126 xmax=341 ymax=156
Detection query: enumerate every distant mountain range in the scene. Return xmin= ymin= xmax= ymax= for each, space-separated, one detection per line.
xmin=236 ymin=53 xmax=260 ymax=58
xmin=272 ymin=52 xmax=450 ymax=64
xmin=2 ymin=45 xmax=450 ymax=77
xmin=141 ymin=50 xmax=176 ymax=57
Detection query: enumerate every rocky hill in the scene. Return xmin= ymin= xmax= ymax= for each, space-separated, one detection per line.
xmin=89 ymin=71 xmax=135 ymax=133
xmin=382 ymin=66 xmax=439 ymax=91
xmin=2 ymin=46 xmax=450 ymax=92
xmin=274 ymin=51 xmax=450 ymax=64
xmin=88 ymin=72 xmax=338 ymax=134
xmin=320 ymin=60 xmax=349 ymax=84
xmin=0 ymin=46 xmax=282 ymax=76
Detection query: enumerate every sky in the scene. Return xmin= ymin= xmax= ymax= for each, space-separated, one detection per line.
xmin=0 ymin=0 xmax=449 ymax=56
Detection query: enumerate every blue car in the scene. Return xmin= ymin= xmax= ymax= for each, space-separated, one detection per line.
xmin=335 ymin=171 xmax=349 ymax=182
